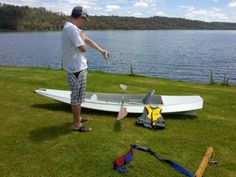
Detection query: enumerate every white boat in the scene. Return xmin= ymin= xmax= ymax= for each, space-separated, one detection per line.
xmin=34 ymin=88 xmax=203 ymax=115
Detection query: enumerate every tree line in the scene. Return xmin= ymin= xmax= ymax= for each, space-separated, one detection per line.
xmin=1 ymin=3 xmax=236 ymax=31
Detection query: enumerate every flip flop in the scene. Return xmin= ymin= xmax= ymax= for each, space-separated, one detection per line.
xmin=73 ymin=125 xmax=92 ymax=132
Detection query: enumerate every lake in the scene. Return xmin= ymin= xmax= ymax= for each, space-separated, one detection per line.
xmin=0 ymin=30 xmax=236 ymax=84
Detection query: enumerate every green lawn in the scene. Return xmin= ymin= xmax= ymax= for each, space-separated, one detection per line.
xmin=0 ymin=66 xmax=235 ymax=177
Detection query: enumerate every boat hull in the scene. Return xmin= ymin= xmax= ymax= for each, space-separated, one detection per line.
xmin=35 ymin=88 xmax=203 ymax=114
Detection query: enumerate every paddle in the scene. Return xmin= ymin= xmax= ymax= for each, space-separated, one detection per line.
xmin=117 ymin=84 xmax=128 ymax=120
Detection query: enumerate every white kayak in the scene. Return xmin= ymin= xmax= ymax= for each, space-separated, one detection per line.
xmin=34 ymin=88 xmax=203 ymax=115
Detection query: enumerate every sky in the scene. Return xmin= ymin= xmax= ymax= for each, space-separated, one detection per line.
xmin=1 ymin=0 xmax=236 ymax=22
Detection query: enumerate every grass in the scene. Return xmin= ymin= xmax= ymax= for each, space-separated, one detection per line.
xmin=0 ymin=66 xmax=235 ymax=177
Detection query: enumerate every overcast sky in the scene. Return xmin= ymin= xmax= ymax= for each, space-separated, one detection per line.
xmin=1 ymin=0 xmax=236 ymax=22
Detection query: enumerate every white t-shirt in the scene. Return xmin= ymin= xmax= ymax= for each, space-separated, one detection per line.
xmin=61 ymin=22 xmax=88 ymax=73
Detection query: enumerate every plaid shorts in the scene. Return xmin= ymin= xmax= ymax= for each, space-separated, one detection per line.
xmin=67 ymin=69 xmax=88 ymax=105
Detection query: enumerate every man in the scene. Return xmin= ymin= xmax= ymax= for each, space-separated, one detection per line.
xmin=61 ymin=6 xmax=109 ymax=132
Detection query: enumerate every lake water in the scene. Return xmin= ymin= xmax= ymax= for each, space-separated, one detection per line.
xmin=0 ymin=30 xmax=236 ymax=84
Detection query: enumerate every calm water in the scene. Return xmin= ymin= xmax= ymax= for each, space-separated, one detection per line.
xmin=0 ymin=30 xmax=236 ymax=84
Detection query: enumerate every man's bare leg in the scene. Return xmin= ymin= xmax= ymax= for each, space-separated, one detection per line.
xmin=72 ymin=104 xmax=81 ymax=129
xmin=71 ymin=104 xmax=92 ymax=132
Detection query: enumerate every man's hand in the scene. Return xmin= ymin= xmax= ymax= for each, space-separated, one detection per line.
xmin=100 ymin=50 xmax=110 ymax=64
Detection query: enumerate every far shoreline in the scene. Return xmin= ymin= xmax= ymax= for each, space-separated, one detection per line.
xmin=0 ymin=65 xmax=235 ymax=86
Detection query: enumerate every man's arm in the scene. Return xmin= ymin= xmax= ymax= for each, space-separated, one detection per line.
xmin=80 ymin=32 xmax=109 ymax=61
xmin=77 ymin=32 xmax=86 ymax=52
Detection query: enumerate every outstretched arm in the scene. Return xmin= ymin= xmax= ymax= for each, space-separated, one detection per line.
xmin=80 ymin=32 xmax=109 ymax=62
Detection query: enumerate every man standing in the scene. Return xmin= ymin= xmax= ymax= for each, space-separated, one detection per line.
xmin=61 ymin=6 xmax=109 ymax=132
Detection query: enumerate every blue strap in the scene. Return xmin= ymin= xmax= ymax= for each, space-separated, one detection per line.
xmin=134 ymin=145 xmax=194 ymax=177
xmin=162 ymin=159 xmax=194 ymax=177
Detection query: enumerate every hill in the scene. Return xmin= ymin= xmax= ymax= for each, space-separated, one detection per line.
xmin=1 ymin=3 xmax=236 ymax=31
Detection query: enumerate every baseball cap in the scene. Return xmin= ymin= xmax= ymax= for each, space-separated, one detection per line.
xmin=71 ymin=6 xmax=89 ymax=21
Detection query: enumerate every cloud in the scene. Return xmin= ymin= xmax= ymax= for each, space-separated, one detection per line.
xmin=105 ymin=4 xmax=120 ymax=12
xmin=179 ymin=5 xmax=230 ymax=22
xmin=1 ymin=0 xmax=98 ymax=14
xmin=178 ymin=5 xmax=195 ymax=11
xmin=228 ymin=0 xmax=236 ymax=8
xmin=211 ymin=7 xmax=221 ymax=12
xmin=1 ymin=0 xmax=37 ymax=6
xmin=58 ymin=0 xmax=97 ymax=9
xmin=155 ymin=11 xmax=168 ymax=17
xmin=134 ymin=2 xmax=149 ymax=8
xmin=133 ymin=0 xmax=164 ymax=8
xmin=106 ymin=5 xmax=120 ymax=10
xmin=40 ymin=0 xmax=97 ymax=15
